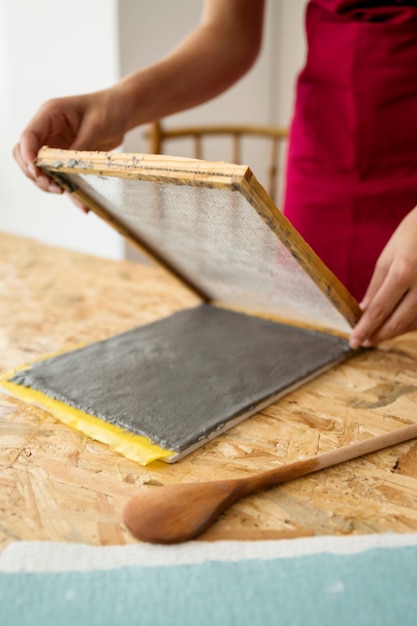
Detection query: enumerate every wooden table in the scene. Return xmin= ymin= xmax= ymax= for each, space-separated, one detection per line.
xmin=1 ymin=231 xmax=417 ymax=552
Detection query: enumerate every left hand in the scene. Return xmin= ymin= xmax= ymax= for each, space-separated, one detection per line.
xmin=13 ymin=89 xmax=129 ymax=194
xmin=349 ymin=205 xmax=417 ymax=348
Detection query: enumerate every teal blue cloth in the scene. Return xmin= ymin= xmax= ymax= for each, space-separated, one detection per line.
xmin=1 ymin=546 xmax=416 ymax=626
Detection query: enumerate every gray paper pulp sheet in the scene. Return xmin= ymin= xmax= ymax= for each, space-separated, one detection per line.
xmin=9 ymin=305 xmax=351 ymax=454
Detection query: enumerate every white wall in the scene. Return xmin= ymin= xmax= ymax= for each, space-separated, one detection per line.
xmin=273 ymin=0 xmax=307 ymax=125
xmin=0 ymin=0 xmax=307 ymax=260
xmin=0 ymin=0 xmax=122 ymax=259
xmin=119 ymin=1 xmax=307 ymax=188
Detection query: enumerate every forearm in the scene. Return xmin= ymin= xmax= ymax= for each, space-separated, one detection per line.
xmin=13 ymin=0 xmax=265 ymax=190
xmin=114 ymin=0 xmax=266 ymax=131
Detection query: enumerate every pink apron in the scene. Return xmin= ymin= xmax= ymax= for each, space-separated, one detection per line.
xmin=283 ymin=0 xmax=417 ymax=300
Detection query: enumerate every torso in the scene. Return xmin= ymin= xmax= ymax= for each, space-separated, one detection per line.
xmin=284 ymin=0 xmax=417 ymax=300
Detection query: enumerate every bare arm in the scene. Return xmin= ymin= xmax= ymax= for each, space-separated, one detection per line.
xmin=119 ymin=0 xmax=266 ymax=130
xmin=13 ymin=0 xmax=265 ymax=191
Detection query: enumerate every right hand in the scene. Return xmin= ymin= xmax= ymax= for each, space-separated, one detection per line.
xmin=349 ymin=205 xmax=417 ymax=348
xmin=13 ymin=88 xmax=129 ymax=194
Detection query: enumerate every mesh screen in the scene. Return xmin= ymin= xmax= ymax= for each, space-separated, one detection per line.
xmin=70 ymin=173 xmax=351 ymax=334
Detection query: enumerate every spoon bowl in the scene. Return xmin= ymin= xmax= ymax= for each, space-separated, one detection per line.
xmin=124 ymin=422 xmax=417 ymax=544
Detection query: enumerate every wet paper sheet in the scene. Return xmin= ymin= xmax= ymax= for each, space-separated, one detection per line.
xmin=2 ymin=305 xmax=350 ymax=464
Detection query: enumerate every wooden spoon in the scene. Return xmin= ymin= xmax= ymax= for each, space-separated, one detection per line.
xmin=123 ymin=422 xmax=417 ymax=544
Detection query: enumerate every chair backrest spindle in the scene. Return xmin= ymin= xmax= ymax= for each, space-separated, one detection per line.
xmin=194 ymin=134 xmax=202 ymax=160
xmin=146 ymin=121 xmax=288 ymax=204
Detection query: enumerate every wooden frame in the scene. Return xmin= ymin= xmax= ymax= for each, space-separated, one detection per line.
xmin=147 ymin=121 xmax=289 ymax=203
xmin=35 ymin=148 xmax=361 ymax=334
xmin=0 ymin=148 xmax=362 ymax=465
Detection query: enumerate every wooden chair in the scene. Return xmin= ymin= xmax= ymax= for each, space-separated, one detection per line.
xmin=147 ymin=120 xmax=288 ymax=204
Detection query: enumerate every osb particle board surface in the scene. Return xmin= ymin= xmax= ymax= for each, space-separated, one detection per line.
xmin=1 ymin=231 xmax=417 ymax=552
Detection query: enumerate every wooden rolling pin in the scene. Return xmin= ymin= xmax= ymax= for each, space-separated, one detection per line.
xmin=123 ymin=422 xmax=417 ymax=544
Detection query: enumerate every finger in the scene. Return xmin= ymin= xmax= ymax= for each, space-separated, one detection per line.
xmin=18 ymin=106 xmax=62 ymax=174
xmin=69 ymin=122 xmax=93 ymax=151
xmin=13 ymin=142 xmax=31 ymax=178
xmin=14 ymin=141 xmax=63 ymax=194
xmin=19 ymin=129 xmax=45 ymax=169
xmin=366 ymin=290 xmax=417 ymax=345
xmin=69 ymin=117 xmax=105 ymax=152
xmin=19 ymin=104 xmax=55 ymax=164
xmin=69 ymin=98 xmax=98 ymax=151
xmin=15 ymin=123 xmax=49 ymax=184
xmin=349 ymin=267 xmax=407 ymax=348
xmin=359 ymin=258 xmax=389 ymax=310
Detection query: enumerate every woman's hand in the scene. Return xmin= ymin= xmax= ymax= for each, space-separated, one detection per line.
xmin=13 ymin=88 xmax=129 ymax=194
xmin=350 ymin=205 xmax=417 ymax=348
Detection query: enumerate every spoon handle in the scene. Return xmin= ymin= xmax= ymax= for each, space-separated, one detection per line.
xmin=242 ymin=421 xmax=417 ymax=493
xmin=124 ymin=422 xmax=417 ymax=544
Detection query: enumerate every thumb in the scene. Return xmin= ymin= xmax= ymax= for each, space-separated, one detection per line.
xmin=360 ymin=256 xmax=389 ymax=311
xmin=69 ymin=117 xmax=97 ymax=151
